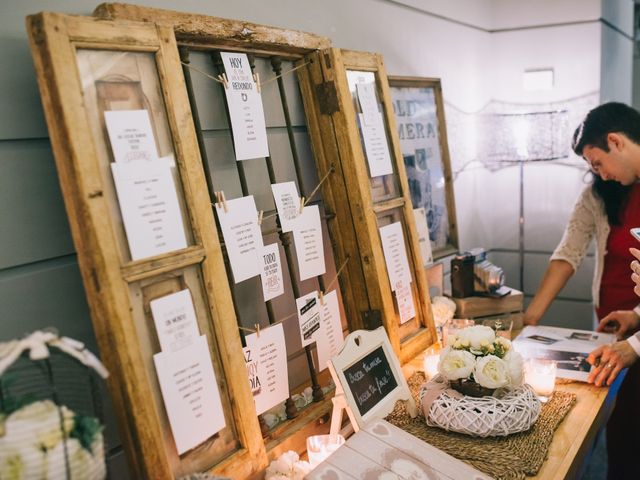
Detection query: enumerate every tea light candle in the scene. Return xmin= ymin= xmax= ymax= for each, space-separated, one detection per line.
xmin=423 ymin=345 xmax=440 ymax=380
xmin=524 ymin=359 xmax=557 ymax=403
xmin=306 ymin=434 xmax=345 ymax=467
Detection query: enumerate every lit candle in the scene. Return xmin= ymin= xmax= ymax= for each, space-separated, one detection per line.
xmin=423 ymin=344 xmax=440 ymax=380
xmin=524 ymin=358 xmax=556 ymax=403
xmin=306 ymin=434 xmax=345 ymax=467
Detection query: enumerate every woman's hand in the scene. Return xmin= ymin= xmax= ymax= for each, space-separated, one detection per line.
xmin=630 ymin=248 xmax=640 ymax=297
xmin=596 ymin=310 xmax=640 ymax=339
xmin=587 ymin=341 xmax=638 ymax=386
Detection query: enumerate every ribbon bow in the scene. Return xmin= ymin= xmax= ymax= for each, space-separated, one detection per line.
xmin=419 ymin=374 xmax=463 ymax=416
xmin=0 ymin=330 xmax=109 ymax=379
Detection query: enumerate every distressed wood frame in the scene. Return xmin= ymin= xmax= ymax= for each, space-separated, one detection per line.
xmin=298 ymin=49 xmax=437 ymax=364
xmin=26 ymin=12 xmax=265 ymax=479
xmin=388 ymin=76 xmax=459 ymax=259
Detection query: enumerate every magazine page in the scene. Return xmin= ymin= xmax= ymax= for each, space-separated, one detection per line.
xmin=513 ymin=326 xmax=616 ymax=381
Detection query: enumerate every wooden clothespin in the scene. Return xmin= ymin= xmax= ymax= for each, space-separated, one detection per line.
xmin=255 ymin=323 xmax=261 ymax=338
xmin=257 ymin=210 xmax=264 ymax=226
xmin=299 ymin=196 xmax=305 ymax=214
xmin=220 ymin=190 xmax=228 ymax=213
xmin=217 ymin=72 xmax=229 ymax=89
xmin=253 ymin=72 xmax=261 ymax=93
xmin=319 ymin=290 xmax=325 ymax=306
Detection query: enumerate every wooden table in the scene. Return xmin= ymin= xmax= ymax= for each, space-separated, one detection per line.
xmin=402 ymin=350 xmax=615 ymax=480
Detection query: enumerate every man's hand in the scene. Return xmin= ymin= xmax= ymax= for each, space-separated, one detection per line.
xmin=596 ymin=310 xmax=640 ymax=339
xmin=587 ymin=341 xmax=638 ymax=386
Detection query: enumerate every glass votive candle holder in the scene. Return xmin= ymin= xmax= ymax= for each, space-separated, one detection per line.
xmin=423 ymin=344 xmax=441 ymax=380
xmin=481 ymin=316 xmax=513 ymax=340
xmin=443 ymin=319 xmax=476 ymax=345
xmin=306 ymin=434 xmax=345 ymax=467
xmin=524 ymin=358 xmax=557 ymax=403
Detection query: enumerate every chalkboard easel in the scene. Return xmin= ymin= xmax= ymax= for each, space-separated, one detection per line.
xmin=328 ymin=327 xmax=417 ymax=434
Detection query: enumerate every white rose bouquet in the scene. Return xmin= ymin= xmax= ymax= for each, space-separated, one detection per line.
xmin=438 ymin=325 xmax=523 ymax=395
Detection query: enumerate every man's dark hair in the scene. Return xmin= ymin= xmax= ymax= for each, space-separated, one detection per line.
xmin=572 ymin=102 xmax=640 ymax=156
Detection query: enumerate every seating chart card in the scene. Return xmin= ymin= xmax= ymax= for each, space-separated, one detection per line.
xmin=215 ymin=195 xmax=264 ymax=283
xmin=292 ymin=205 xmax=326 ymax=281
xmin=243 ymin=324 xmax=289 ymax=415
xmin=395 ymin=280 xmax=416 ymax=324
xmin=270 ymin=181 xmax=301 ymax=232
xmin=260 ymin=243 xmax=284 ymax=301
xmin=104 ymin=109 xmax=159 ymax=163
xmin=413 ymin=207 xmax=433 ymax=266
xmin=315 ymin=290 xmax=345 ymax=372
xmin=111 ymin=157 xmax=188 ymax=260
xmin=220 ymin=52 xmax=269 ymax=161
xmin=296 ymin=291 xmax=322 ymax=347
xmin=379 ymin=222 xmax=411 ymax=291
xmin=150 ymin=289 xmax=200 ymax=353
xmin=359 ymin=112 xmax=393 ymax=178
xmin=356 ymin=83 xmax=380 ymax=126
xmin=153 ymin=335 xmax=225 ymax=454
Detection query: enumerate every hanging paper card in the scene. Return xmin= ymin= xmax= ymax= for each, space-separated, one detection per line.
xmin=315 ymin=290 xmax=345 ymax=372
xmin=150 ymin=289 xmax=201 ymax=353
xmin=379 ymin=222 xmax=412 ymax=291
xmin=395 ymin=280 xmax=416 ymax=324
xmin=296 ymin=291 xmax=321 ymax=347
xmin=271 ymin=181 xmax=301 ymax=232
xmin=413 ymin=207 xmax=433 ymax=266
xmin=220 ymin=52 xmax=269 ymax=161
xmin=356 ymin=83 xmax=380 ymax=126
xmin=111 ymin=157 xmax=188 ymax=260
xmin=153 ymin=335 xmax=225 ymax=454
xmin=215 ymin=195 xmax=264 ymax=283
xmin=260 ymin=243 xmax=284 ymax=301
xmin=292 ymin=205 xmax=326 ymax=281
xmin=359 ymin=113 xmax=393 ymax=178
xmin=104 ymin=109 xmax=160 ymax=163
xmin=243 ymin=324 xmax=289 ymax=415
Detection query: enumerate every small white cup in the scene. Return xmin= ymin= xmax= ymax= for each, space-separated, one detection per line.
xmin=306 ymin=434 xmax=345 ymax=467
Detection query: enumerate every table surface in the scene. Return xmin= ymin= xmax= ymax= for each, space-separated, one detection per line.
xmin=402 ymin=347 xmax=615 ymax=480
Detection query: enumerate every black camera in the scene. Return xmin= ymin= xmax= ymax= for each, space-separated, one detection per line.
xmin=451 ymin=248 xmax=505 ymax=298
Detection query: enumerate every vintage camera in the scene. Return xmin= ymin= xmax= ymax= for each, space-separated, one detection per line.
xmin=451 ymin=248 xmax=505 ymax=298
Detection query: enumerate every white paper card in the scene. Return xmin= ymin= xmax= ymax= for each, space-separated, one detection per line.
xmin=243 ymin=324 xmax=289 ymax=415
xmin=396 ymin=280 xmax=416 ymax=324
xmin=296 ymin=291 xmax=322 ymax=347
xmin=359 ymin=113 xmax=393 ymax=178
xmin=379 ymin=222 xmax=412 ymax=291
xmin=150 ymin=289 xmax=200 ymax=353
xmin=104 ymin=109 xmax=159 ymax=163
xmin=315 ymin=290 xmax=345 ymax=372
xmin=111 ymin=158 xmax=188 ymax=260
xmin=260 ymin=243 xmax=284 ymax=301
xmin=356 ymin=83 xmax=379 ymax=126
xmin=153 ymin=335 xmax=225 ymax=454
xmin=413 ymin=207 xmax=433 ymax=266
xmin=292 ymin=205 xmax=326 ymax=281
xmin=220 ymin=52 xmax=269 ymax=161
xmin=271 ymin=181 xmax=301 ymax=232
xmin=215 ymin=195 xmax=264 ymax=283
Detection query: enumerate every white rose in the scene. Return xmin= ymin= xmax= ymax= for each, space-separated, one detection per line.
xmin=46 ymin=437 xmax=106 ymax=480
xmin=0 ymin=440 xmax=46 ymax=480
xmin=457 ymin=325 xmax=495 ymax=349
xmin=503 ymin=350 xmax=524 ymax=388
xmin=4 ymin=400 xmax=74 ymax=452
xmin=438 ymin=348 xmax=475 ymax=381
xmin=474 ymin=355 xmax=509 ymax=389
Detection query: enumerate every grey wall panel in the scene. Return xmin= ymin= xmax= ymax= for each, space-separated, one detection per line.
xmin=523 ymin=252 xmax=594 ymax=301
xmin=0 ymin=139 xmax=74 ymax=269
xmin=524 ymin=295 xmax=594 ymax=330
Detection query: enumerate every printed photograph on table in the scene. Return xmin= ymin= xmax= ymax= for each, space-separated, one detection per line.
xmin=389 ymin=77 xmax=458 ymax=258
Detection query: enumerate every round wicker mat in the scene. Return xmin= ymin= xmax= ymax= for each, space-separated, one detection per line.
xmin=385 ymin=372 xmax=576 ymax=480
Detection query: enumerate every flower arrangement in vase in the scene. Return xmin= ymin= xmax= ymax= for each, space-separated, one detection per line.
xmin=438 ymin=325 xmax=523 ymax=397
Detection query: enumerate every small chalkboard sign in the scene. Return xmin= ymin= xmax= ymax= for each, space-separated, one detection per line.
xmin=343 ymin=346 xmax=398 ymax=416
xmin=328 ymin=327 xmax=416 ymax=434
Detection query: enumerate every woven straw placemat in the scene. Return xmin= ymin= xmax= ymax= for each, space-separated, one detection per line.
xmin=385 ymin=372 xmax=576 ymax=480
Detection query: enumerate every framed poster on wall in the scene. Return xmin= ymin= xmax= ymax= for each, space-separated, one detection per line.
xmin=388 ymin=77 xmax=458 ymax=259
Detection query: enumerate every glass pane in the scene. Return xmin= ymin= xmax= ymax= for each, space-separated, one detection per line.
xmin=76 ymin=49 xmax=194 ymax=262
xmin=346 ymin=70 xmax=400 ymax=202
xmin=390 ymin=85 xmax=452 ymax=252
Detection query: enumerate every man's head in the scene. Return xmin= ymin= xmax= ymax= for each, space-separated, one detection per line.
xmin=573 ymin=102 xmax=640 ymax=185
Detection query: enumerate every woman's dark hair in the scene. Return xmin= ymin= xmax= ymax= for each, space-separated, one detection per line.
xmin=572 ymin=102 xmax=640 ymax=156
xmin=591 ymin=173 xmax=631 ymax=225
